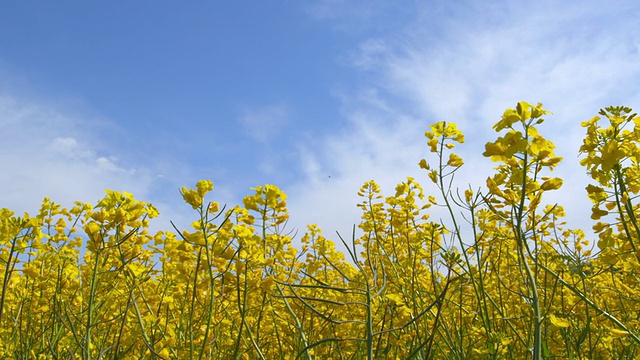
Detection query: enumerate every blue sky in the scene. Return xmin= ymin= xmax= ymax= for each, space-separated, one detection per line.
xmin=2 ymin=1 xmax=640 ymax=242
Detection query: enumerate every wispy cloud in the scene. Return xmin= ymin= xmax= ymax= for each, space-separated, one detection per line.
xmin=0 ymin=89 xmax=164 ymax=214
xmin=289 ymin=1 xmax=640 ymax=241
xmin=0 ymin=89 xmax=217 ymax=236
xmin=3 ymin=1 xmax=639 ymax=249
xmin=287 ymin=89 xmax=429 ymax=239
xmin=238 ymin=103 xmax=290 ymax=143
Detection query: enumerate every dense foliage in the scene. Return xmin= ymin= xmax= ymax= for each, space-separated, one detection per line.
xmin=2 ymin=102 xmax=640 ymax=359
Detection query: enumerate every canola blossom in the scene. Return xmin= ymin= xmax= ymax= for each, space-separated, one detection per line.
xmin=2 ymin=103 xmax=640 ymax=359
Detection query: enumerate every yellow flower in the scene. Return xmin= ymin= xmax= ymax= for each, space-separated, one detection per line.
xmin=464 ymin=189 xmax=474 ymax=203
xmin=591 ymin=206 xmax=608 ymax=220
xmin=540 ymin=177 xmax=563 ymax=191
xmin=22 ymin=265 xmax=40 ymax=279
xmin=611 ymin=328 xmax=630 ymax=337
xmin=447 ymin=153 xmax=464 ymax=167
xmin=548 ymin=314 xmax=570 ymax=328
xmin=196 ymin=179 xmax=214 ymax=197
xmin=385 ymin=293 xmax=404 ymax=306
xmin=181 ymin=187 xmax=203 ymax=210
xmin=84 ymin=221 xmax=103 ymax=242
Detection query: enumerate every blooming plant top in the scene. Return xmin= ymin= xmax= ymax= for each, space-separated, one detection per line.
xmin=0 ymin=102 xmax=639 ymax=359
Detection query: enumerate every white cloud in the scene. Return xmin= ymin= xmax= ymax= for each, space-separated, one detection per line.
xmin=0 ymin=92 xmax=156 ymax=216
xmin=50 ymin=137 xmax=94 ymax=160
xmin=0 ymin=79 xmax=265 ymax=240
xmin=287 ymin=90 xmax=432 ymax=244
xmin=238 ymin=103 xmax=290 ymax=143
xmin=0 ymin=90 xmax=213 ymax=239
xmin=289 ymin=1 xmax=640 ymax=246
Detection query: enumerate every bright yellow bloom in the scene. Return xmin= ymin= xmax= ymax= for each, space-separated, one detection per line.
xmin=549 ymin=314 xmax=570 ymax=328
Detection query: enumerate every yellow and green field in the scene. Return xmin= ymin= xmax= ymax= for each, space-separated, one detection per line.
xmin=2 ymin=102 xmax=639 ymax=359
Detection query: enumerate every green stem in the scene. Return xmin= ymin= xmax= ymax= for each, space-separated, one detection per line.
xmin=436 ymin=129 xmax=492 ymax=337
xmin=0 ymin=234 xmax=20 ymax=325
xmin=84 ymin=247 xmax=103 ymax=360
xmin=514 ymin=129 xmax=541 ymax=360
xmin=198 ymin=208 xmax=217 ymax=360
xmin=613 ymin=166 xmax=640 ymax=263
xmin=539 ymin=262 xmax=640 ymax=345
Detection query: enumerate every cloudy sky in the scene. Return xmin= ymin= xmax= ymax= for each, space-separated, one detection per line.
xmin=1 ymin=1 xmax=639 ymax=245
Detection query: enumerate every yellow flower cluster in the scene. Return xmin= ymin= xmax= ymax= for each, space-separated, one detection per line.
xmin=1 ymin=103 xmax=640 ymax=359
